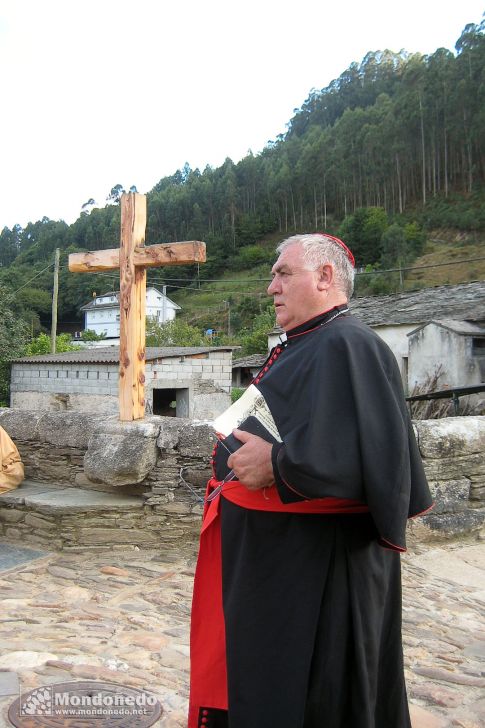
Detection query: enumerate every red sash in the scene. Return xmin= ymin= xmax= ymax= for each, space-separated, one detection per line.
xmin=188 ymin=478 xmax=368 ymax=727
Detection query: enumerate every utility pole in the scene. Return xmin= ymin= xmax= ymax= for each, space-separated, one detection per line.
xmin=51 ymin=248 xmax=60 ymax=353
xmin=225 ymin=300 xmax=231 ymax=337
xmin=162 ymin=284 xmax=167 ymax=323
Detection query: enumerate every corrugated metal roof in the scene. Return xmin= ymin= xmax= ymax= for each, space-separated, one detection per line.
xmin=11 ymin=346 xmax=235 ymax=365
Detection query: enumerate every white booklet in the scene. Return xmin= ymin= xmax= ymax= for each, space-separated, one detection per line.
xmin=213 ymin=384 xmax=282 ymax=442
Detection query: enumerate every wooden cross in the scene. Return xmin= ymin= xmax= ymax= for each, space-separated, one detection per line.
xmin=68 ymin=192 xmax=206 ymax=421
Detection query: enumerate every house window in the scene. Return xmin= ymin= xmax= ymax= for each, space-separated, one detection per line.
xmin=472 ymin=338 xmax=485 ymax=355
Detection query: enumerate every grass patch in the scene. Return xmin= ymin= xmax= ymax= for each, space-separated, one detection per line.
xmin=405 ymin=234 xmax=485 ymax=288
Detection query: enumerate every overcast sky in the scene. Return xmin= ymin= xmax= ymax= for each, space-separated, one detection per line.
xmin=0 ymin=0 xmax=483 ymax=231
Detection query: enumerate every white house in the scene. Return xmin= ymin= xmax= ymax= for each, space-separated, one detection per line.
xmin=80 ymin=287 xmax=181 ymax=339
xmin=350 ymin=281 xmax=485 ymax=390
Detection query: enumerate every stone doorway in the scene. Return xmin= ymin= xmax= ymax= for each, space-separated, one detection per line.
xmin=152 ymin=387 xmax=189 ymax=417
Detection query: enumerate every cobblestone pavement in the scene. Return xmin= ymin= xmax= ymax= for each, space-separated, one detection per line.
xmin=0 ymin=537 xmax=483 ymax=728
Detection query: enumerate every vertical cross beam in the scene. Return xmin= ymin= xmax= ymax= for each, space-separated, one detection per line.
xmin=119 ymin=193 xmax=147 ymax=420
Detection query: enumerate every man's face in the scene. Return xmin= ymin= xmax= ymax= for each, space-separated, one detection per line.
xmin=267 ymin=244 xmax=324 ymax=331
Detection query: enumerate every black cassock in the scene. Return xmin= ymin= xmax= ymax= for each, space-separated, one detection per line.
xmin=206 ymin=306 xmax=432 ymax=728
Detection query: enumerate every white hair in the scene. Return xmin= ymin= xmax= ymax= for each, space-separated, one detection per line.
xmin=276 ymin=233 xmax=355 ymax=299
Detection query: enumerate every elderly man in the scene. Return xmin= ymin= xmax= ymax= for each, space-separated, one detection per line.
xmin=0 ymin=425 xmax=24 ymax=495
xmin=189 ymin=233 xmax=432 ymax=728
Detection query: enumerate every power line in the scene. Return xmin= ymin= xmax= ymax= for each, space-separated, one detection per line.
xmin=55 ymin=269 xmax=267 ymax=296
xmin=12 ymin=262 xmax=55 ymax=294
xmin=357 ymin=256 xmax=485 ymax=276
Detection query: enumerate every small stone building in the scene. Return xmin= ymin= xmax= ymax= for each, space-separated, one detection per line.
xmin=10 ymin=346 xmax=234 ymax=419
xmin=408 ymin=320 xmax=485 ymax=389
xmin=350 ymin=280 xmax=485 ymax=390
xmin=232 ymin=353 xmax=267 ymax=388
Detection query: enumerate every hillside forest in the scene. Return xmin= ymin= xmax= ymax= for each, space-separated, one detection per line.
xmin=0 ymin=16 xmax=484 ymax=397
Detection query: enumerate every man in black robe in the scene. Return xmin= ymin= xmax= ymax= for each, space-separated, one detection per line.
xmin=189 ymin=233 xmax=433 ymax=728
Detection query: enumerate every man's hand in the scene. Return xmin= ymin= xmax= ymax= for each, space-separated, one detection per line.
xmin=227 ymin=429 xmax=275 ymax=491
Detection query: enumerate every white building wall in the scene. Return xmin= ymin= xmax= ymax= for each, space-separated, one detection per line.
xmin=408 ymin=326 xmax=464 ymax=389
xmin=146 ymin=305 xmax=177 ymax=323
xmin=85 ymin=289 xmax=178 ymax=338
xmin=85 ymin=308 xmax=119 ymax=338
xmin=146 ymin=288 xmax=178 ymax=323
xmin=372 ymin=323 xmax=416 ymax=387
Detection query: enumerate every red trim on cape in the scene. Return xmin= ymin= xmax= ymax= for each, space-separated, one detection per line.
xmin=409 ymin=502 xmax=435 ymax=519
xmin=188 ymin=478 xmax=368 ymax=726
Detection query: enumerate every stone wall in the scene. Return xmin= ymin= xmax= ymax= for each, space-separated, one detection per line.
xmin=0 ymin=409 xmax=215 ymax=550
xmin=409 ymin=416 xmax=485 ymax=543
xmin=0 ymin=409 xmax=484 ymax=550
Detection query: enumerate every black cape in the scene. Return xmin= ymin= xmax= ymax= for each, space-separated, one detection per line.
xmin=261 ymin=307 xmax=432 ymax=551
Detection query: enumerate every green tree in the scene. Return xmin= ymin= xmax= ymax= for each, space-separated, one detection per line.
xmin=380 ymin=224 xmax=407 ymax=268
xmin=0 ymin=284 xmax=30 ymax=405
xmin=24 ymin=333 xmax=80 ymax=356
xmin=403 ymin=222 xmax=426 ymax=256
xmin=107 ymin=184 xmax=125 ymax=204
xmin=16 ymin=287 xmax=52 ymax=316
xmin=339 ymin=207 xmax=388 ymax=265
xmin=0 ymin=225 xmax=21 ymax=267
xmin=80 ymin=329 xmax=106 ymax=341
xmin=238 ymin=307 xmax=275 ymax=356
xmin=145 ymin=318 xmax=208 ymax=347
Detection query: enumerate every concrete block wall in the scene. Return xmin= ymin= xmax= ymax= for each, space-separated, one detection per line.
xmin=146 ymin=351 xmax=232 ymax=392
xmin=11 ymin=363 xmax=119 ymax=400
xmin=10 ymin=351 xmax=233 ymax=418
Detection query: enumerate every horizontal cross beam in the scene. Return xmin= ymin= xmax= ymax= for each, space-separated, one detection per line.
xmin=68 ymin=241 xmax=206 ymax=272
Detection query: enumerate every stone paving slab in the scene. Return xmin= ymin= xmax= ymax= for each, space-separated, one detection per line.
xmin=1 ymin=481 xmax=144 ymax=514
xmin=0 ymin=481 xmax=62 ymax=506
xmin=0 ymin=537 xmax=483 ymax=727
xmin=0 ymin=674 xmax=18 ymax=699
xmin=0 ymin=544 xmax=47 ymax=573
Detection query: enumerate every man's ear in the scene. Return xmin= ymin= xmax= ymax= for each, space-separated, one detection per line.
xmin=316 ymin=263 xmax=333 ymax=291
